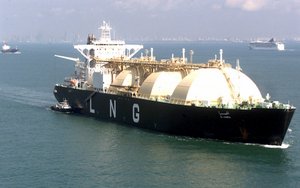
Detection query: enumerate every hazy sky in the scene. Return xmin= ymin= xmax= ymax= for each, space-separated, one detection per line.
xmin=1 ymin=0 xmax=300 ymax=41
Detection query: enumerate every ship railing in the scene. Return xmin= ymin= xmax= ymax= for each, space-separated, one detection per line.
xmin=161 ymin=96 xmax=266 ymax=109
xmin=96 ymin=57 xmax=229 ymax=71
xmin=168 ymin=98 xmax=241 ymax=109
xmin=169 ymin=98 xmax=188 ymax=105
xmin=134 ymin=94 xmax=169 ymax=102
xmin=258 ymin=101 xmax=295 ymax=110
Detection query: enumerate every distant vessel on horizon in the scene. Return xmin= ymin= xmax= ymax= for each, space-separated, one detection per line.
xmin=249 ymin=38 xmax=285 ymax=51
xmin=1 ymin=43 xmax=20 ymax=54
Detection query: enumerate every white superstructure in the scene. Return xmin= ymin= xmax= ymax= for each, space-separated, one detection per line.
xmin=74 ymin=21 xmax=143 ymax=60
xmin=56 ymin=21 xmax=143 ymax=91
xmin=2 ymin=43 xmax=10 ymax=51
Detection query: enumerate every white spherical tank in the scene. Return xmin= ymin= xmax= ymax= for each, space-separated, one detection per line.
xmin=139 ymin=72 xmax=182 ymax=98
xmin=171 ymin=67 xmax=263 ymax=106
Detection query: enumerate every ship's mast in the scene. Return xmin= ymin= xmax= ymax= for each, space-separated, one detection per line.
xmin=99 ymin=21 xmax=112 ymax=41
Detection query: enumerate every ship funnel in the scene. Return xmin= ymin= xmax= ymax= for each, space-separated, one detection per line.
xmin=99 ymin=21 xmax=112 ymax=41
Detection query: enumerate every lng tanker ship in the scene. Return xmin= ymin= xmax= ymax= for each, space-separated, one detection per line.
xmin=52 ymin=21 xmax=295 ymax=146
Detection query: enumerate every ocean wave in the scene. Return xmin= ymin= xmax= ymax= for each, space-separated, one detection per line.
xmin=0 ymin=85 xmax=55 ymax=108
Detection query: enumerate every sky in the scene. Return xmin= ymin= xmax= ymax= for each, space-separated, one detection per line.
xmin=1 ymin=0 xmax=300 ymax=42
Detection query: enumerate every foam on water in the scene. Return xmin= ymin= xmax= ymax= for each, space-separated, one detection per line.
xmin=169 ymin=134 xmax=292 ymax=149
xmin=262 ymin=143 xmax=290 ymax=149
xmin=241 ymin=142 xmax=290 ymax=149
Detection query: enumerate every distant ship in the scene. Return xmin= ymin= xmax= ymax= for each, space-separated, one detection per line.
xmin=52 ymin=21 xmax=295 ymax=146
xmin=1 ymin=43 xmax=20 ymax=54
xmin=249 ymin=38 xmax=285 ymax=51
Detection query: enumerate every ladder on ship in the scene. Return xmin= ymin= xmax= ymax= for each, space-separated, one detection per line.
xmin=84 ymin=91 xmax=97 ymax=103
xmin=220 ymin=66 xmax=240 ymax=104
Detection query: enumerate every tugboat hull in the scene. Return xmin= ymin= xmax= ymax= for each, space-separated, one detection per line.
xmin=54 ymin=85 xmax=295 ymax=145
xmin=50 ymin=105 xmax=73 ymax=113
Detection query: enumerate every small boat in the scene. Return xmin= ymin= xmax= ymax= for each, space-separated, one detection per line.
xmin=1 ymin=43 xmax=20 ymax=54
xmin=51 ymin=99 xmax=73 ymax=113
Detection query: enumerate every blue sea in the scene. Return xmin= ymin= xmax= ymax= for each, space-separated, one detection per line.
xmin=0 ymin=41 xmax=299 ymax=187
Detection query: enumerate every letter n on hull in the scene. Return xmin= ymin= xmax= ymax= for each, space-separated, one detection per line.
xmin=110 ymin=99 xmax=116 ymax=118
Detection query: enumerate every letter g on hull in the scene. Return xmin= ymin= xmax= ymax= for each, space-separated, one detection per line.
xmin=132 ymin=103 xmax=140 ymax=123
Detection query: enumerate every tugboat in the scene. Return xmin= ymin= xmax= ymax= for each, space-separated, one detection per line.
xmin=1 ymin=43 xmax=20 ymax=54
xmin=51 ymin=99 xmax=73 ymax=113
xmin=52 ymin=21 xmax=295 ymax=146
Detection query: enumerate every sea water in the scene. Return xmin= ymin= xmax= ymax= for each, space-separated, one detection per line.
xmin=0 ymin=42 xmax=299 ymax=187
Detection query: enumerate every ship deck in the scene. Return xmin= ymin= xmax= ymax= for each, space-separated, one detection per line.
xmin=95 ymin=57 xmax=231 ymax=72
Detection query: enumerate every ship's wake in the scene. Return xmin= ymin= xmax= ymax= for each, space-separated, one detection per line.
xmin=244 ymin=128 xmax=293 ymax=149
xmin=0 ymin=85 xmax=55 ymax=108
xmin=171 ymin=131 xmax=293 ymax=149
xmin=222 ymin=141 xmax=290 ymax=149
xmin=261 ymin=143 xmax=290 ymax=149
xmin=284 ymin=49 xmax=295 ymax=52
